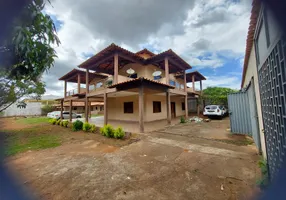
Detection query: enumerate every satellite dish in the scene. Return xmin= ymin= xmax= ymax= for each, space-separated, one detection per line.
xmin=126 ymin=68 xmax=135 ymax=75
xmin=152 ymin=71 xmax=162 ymax=76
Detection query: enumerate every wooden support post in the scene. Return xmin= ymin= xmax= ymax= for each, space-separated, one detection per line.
xmin=114 ymin=54 xmax=119 ymax=84
xmin=78 ymin=74 xmax=81 ymax=93
xmin=200 ymin=80 xmax=203 ymax=95
xmin=85 ymin=97 xmax=89 ymax=122
xmin=86 ymin=69 xmax=89 ymax=93
xmin=185 ymin=95 xmax=188 ymax=119
xmin=197 ymin=98 xmax=200 ymax=116
xmin=184 ymin=71 xmax=187 ymax=92
xmin=69 ymin=100 xmax=72 ymax=122
xmin=192 ymin=75 xmax=195 ymax=92
xmin=166 ymin=90 xmax=171 ymax=124
xmin=89 ymin=101 xmax=91 ymax=118
xmin=139 ymin=85 xmax=144 ymax=133
xmin=104 ymin=92 xmax=108 ymax=125
xmin=64 ymin=81 xmax=67 ymax=98
xmin=164 ymin=57 xmax=169 ymax=85
xmin=60 ymin=100 xmax=63 ymax=119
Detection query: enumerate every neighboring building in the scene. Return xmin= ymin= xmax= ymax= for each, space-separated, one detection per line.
xmin=241 ymin=0 xmax=284 ymax=180
xmin=57 ymin=44 xmax=206 ymax=132
xmin=54 ymin=101 xmax=104 ymax=115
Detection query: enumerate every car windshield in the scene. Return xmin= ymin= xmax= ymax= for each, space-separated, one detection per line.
xmin=210 ymin=106 xmax=218 ymax=109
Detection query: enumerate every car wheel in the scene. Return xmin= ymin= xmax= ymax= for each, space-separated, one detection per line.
xmin=76 ymin=116 xmax=81 ymax=118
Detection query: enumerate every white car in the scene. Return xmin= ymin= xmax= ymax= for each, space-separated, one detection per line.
xmin=203 ymin=105 xmax=228 ymax=118
xmin=47 ymin=111 xmax=82 ymax=120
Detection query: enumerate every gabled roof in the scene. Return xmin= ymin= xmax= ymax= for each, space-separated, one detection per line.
xmin=241 ymin=0 xmax=261 ymax=88
xmin=135 ymin=48 xmax=156 ymax=57
xmin=59 ymin=68 xmax=107 ymax=83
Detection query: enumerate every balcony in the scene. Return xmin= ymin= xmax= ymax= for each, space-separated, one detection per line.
xmin=65 ymin=87 xmax=87 ymax=97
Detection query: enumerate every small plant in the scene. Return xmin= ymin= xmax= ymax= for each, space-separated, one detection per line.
xmin=100 ymin=124 xmax=114 ymax=138
xmin=60 ymin=121 xmax=64 ymax=126
xmin=180 ymin=116 xmax=186 ymax=123
xmin=72 ymin=120 xmax=83 ymax=131
xmin=256 ymin=159 xmax=269 ymax=189
xmin=83 ymin=122 xmax=92 ymax=132
xmin=49 ymin=118 xmax=57 ymax=125
xmin=90 ymin=124 xmax=96 ymax=133
xmin=56 ymin=119 xmax=61 ymax=125
xmin=114 ymin=126 xmax=125 ymax=139
xmin=62 ymin=120 xmax=69 ymax=128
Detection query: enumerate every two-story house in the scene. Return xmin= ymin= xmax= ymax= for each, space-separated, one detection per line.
xmin=58 ymin=44 xmax=205 ymax=132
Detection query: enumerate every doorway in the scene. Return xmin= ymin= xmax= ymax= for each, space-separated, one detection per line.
xmin=171 ymin=102 xmax=176 ymax=118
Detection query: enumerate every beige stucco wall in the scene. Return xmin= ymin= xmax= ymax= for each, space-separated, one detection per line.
xmin=107 ymin=94 xmax=186 ymax=122
xmin=242 ymin=44 xmax=266 ymax=158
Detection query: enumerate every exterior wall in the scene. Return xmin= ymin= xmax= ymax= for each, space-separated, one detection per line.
xmin=242 ymin=44 xmax=266 ymax=158
xmin=137 ymin=53 xmax=152 ymax=59
xmin=2 ymin=102 xmax=42 ymax=117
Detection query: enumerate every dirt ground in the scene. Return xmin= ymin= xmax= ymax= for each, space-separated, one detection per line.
xmin=3 ymin=117 xmax=261 ymax=200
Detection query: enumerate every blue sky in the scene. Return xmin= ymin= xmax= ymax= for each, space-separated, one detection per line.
xmin=43 ymin=0 xmax=251 ymax=96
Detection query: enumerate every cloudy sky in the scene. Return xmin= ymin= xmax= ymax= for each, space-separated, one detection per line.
xmin=43 ymin=0 xmax=251 ymax=97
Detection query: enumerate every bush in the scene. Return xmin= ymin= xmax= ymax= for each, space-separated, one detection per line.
xmin=41 ymin=105 xmax=54 ymax=115
xmin=256 ymin=159 xmax=269 ymax=189
xmin=83 ymin=122 xmax=92 ymax=132
xmin=72 ymin=120 xmax=83 ymax=131
xmin=62 ymin=120 xmax=69 ymax=128
xmin=90 ymin=124 xmax=96 ymax=133
xmin=56 ymin=119 xmax=61 ymax=125
xmin=114 ymin=126 xmax=125 ymax=139
xmin=49 ymin=118 xmax=57 ymax=125
xmin=180 ymin=116 xmax=186 ymax=123
xmin=100 ymin=124 xmax=114 ymax=138
xmin=60 ymin=121 xmax=64 ymax=126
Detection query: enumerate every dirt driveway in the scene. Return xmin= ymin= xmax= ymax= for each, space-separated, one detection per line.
xmin=5 ymin=118 xmax=260 ymax=200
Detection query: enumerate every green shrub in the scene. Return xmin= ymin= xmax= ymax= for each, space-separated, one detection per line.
xmin=41 ymin=105 xmax=54 ymax=115
xmin=100 ymin=124 xmax=114 ymax=138
xmin=256 ymin=159 xmax=269 ymax=189
xmin=62 ymin=120 xmax=69 ymax=128
xmin=83 ymin=122 xmax=92 ymax=132
xmin=49 ymin=118 xmax=57 ymax=125
xmin=90 ymin=124 xmax=96 ymax=133
xmin=72 ymin=120 xmax=83 ymax=131
xmin=60 ymin=121 xmax=64 ymax=126
xmin=56 ymin=119 xmax=61 ymax=125
xmin=114 ymin=126 xmax=125 ymax=139
xmin=180 ymin=116 xmax=186 ymax=123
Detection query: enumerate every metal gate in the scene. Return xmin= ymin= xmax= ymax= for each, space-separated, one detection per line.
xmin=258 ymin=39 xmax=286 ymax=179
xmin=228 ymin=80 xmax=261 ymax=151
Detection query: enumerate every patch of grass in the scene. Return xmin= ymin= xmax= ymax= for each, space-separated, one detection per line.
xmin=16 ymin=117 xmax=50 ymax=124
xmin=215 ymin=138 xmax=254 ymax=146
xmin=91 ymin=113 xmax=103 ymax=117
xmin=256 ymin=158 xmax=269 ymax=189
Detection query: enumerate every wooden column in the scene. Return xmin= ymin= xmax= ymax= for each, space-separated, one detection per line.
xmin=200 ymin=80 xmax=203 ymax=95
xmin=185 ymin=95 xmax=188 ymax=119
xmin=89 ymin=101 xmax=92 ymax=118
xmin=192 ymin=75 xmax=195 ymax=92
xmin=184 ymin=71 xmax=187 ymax=92
xmin=86 ymin=69 xmax=89 ymax=93
xmin=114 ymin=54 xmax=119 ymax=84
xmin=85 ymin=97 xmax=89 ymax=122
xmin=166 ymin=90 xmax=171 ymax=124
xmin=64 ymin=81 xmax=67 ymax=97
xmin=164 ymin=57 xmax=169 ymax=85
xmin=197 ymin=98 xmax=200 ymax=116
xmin=104 ymin=92 xmax=108 ymax=125
xmin=78 ymin=74 xmax=81 ymax=93
xmin=139 ymin=85 xmax=144 ymax=133
xmin=60 ymin=100 xmax=63 ymax=119
xmin=69 ymin=100 xmax=72 ymax=122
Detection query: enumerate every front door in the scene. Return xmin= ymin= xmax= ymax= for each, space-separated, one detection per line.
xmin=171 ymin=102 xmax=176 ymax=118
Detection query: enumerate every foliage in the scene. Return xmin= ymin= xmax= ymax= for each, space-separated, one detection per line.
xmin=100 ymin=124 xmax=114 ymax=138
xmin=41 ymin=104 xmax=54 ymax=115
xmin=82 ymin=122 xmax=92 ymax=132
xmin=114 ymin=127 xmax=125 ymax=139
xmin=202 ymin=87 xmax=238 ymax=106
xmin=62 ymin=120 xmax=69 ymax=128
xmin=256 ymin=159 xmax=269 ymax=189
xmin=56 ymin=119 xmax=61 ymax=125
xmin=72 ymin=120 xmax=83 ymax=131
xmin=0 ymin=0 xmax=60 ymax=112
xmin=90 ymin=124 xmax=96 ymax=133
xmin=49 ymin=118 xmax=57 ymax=125
xmin=180 ymin=116 xmax=186 ymax=123
xmin=60 ymin=120 xmax=64 ymax=126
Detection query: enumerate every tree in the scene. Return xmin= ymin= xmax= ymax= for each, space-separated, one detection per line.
xmin=0 ymin=0 xmax=60 ymax=112
xmin=202 ymin=87 xmax=238 ymax=106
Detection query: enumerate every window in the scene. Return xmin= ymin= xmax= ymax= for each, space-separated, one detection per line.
xmin=96 ymin=106 xmax=98 ymax=110
xmin=124 ymin=102 xmax=133 ymax=113
xmin=175 ymin=82 xmax=180 ymax=89
xmin=182 ymin=102 xmax=185 ymax=111
xmin=73 ymin=107 xmax=77 ymax=110
xmin=169 ymin=80 xmax=175 ymax=86
xmin=153 ymin=101 xmax=161 ymax=113
xmin=130 ymin=73 xmax=138 ymax=78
